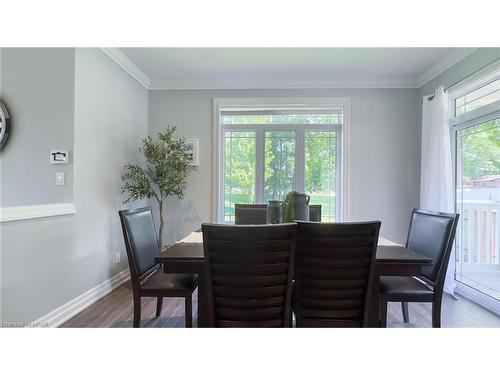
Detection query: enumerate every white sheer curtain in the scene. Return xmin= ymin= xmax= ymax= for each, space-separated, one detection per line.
xmin=421 ymin=86 xmax=455 ymax=295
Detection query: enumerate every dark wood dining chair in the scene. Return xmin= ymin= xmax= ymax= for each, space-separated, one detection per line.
xmin=235 ymin=203 xmax=322 ymax=224
xmin=309 ymin=205 xmax=322 ymax=222
xmin=293 ymin=220 xmax=381 ymax=327
xmin=201 ymin=223 xmax=296 ymax=327
xmin=379 ymin=209 xmax=459 ymax=328
xmin=119 ymin=207 xmax=197 ymax=327
xmin=234 ymin=203 xmax=267 ymax=224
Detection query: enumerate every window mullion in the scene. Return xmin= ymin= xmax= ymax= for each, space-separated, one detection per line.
xmin=255 ymin=128 xmax=265 ymax=204
xmin=296 ymin=129 xmax=305 ymax=193
xmin=336 ymin=130 xmax=342 ymax=221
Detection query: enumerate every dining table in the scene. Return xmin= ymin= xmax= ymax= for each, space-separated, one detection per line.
xmin=155 ymin=231 xmax=433 ymax=327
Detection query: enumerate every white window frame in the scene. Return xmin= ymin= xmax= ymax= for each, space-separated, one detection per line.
xmin=449 ymin=65 xmax=500 ymax=314
xmin=212 ymin=97 xmax=350 ymax=223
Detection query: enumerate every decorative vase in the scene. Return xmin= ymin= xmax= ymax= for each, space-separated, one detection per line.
xmin=266 ymin=200 xmax=282 ymax=224
xmin=282 ymin=191 xmax=311 ymax=222
xmin=293 ymin=193 xmax=310 ymax=221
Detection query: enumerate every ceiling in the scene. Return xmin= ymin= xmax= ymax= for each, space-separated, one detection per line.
xmin=111 ymin=48 xmax=477 ymax=90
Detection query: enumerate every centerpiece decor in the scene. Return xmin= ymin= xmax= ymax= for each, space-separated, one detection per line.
xmin=266 ymin=200 xmax=282 ymax=224
xmin=121 ymin=127 xmax=196 ymax=246
xmin=281 ymin=191 xmax=310 ymax=223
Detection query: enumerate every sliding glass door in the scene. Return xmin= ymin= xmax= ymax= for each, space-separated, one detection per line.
xmin=455 ymin=118 xmax=500 ymax=301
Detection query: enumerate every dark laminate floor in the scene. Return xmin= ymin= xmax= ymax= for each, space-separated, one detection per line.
xmin=61 ymin=281 xmax=500 ymax=328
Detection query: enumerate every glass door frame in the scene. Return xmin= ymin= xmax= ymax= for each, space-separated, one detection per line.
xmin=212 ymin=97 xmax=350 ymax=224
xmin=450 ymin=96 xmax=500 ymax=314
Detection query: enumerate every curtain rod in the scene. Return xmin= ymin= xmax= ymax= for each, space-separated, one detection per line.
xmin=425 ymin=56 xmax=500 ymax=102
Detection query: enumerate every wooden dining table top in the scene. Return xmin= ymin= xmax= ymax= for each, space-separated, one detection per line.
xmin=156 ymin=232 xmax=433 ymax=265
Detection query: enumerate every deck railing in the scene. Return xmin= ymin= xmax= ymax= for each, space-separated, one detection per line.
xmin=457 ymin=200 xmax=500 ymax=265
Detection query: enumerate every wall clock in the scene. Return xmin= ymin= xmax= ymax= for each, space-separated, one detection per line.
xmin=0 ymin=100 xmax=11 ymax=150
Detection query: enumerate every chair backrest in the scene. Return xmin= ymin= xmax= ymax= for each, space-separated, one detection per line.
xmin=202 ymin=223 xmax=297 ymax=327
xmin=119 ymin=207 xmax=160 ymax=284
xmin=405 ymin=209 xmax=459 ymax=288
xmin=234 ymin=204 xmax=267 ymax=224
xmin=294 ymin=220 xmax=381 ymax=327
xmin=309 ymin=205 xmax=322 ymax=222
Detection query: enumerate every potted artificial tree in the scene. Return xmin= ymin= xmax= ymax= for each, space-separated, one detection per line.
xmin=121 ymin=127 xmax=196 ymax=246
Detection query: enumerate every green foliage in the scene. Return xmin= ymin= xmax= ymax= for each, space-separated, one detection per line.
xmin=122 ymin=127 xmax=195 ymax=204
xmin=305 ymin=132 xmax=336 ymax=193
xmin=223 ymin=129 xmax=339 ymax=222
xmin=121 ymin=127 xmax=196 ymax=245
xmin=458 ymin=119 xmax=500 ymax=180
xmin=281 ymin=191 xmax=300 ymax=223
xmin=224 ymin=132 xmax=255 ymax=197
xmin=264 ymin=132 xmax=295 ymax=201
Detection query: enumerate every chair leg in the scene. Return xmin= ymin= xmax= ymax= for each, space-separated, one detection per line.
xmin=185 ymin=295 xmax=193 ymax=328
xmin=156 ymin=297 xmax=163 ymax=317
xmin=432 ymin=296 xmax=442 ymax=328
xmin=379 ymin=297 xmax=388 ymax=328
xmin=133 ymin=295 xmax=141 ymax=328
xmin=401 ymin=302 xmax=410 ymax=323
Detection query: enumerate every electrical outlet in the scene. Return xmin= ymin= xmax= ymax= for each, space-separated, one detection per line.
xmin=114 ymin=253 xmax=121 ymax=264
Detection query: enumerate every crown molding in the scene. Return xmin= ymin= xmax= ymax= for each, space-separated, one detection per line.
xmin=416 ymin=48 xmax=478 ymax=87
xmin=100 ymin=48 xmax=152 ymax=89
xmin=102 ymin=48 xmax=478 ymax=91
xmin=149 ymin=77 xmax=419 ymax=90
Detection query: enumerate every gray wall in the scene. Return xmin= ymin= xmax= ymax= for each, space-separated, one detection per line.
xmin=149 ymin=88 xmax=421 ymax=245
xmin=0 ymin=48 xmax=148 ymax=322
xmin=0 ymin=48 xmax=75 ymax=206
xmin=72 ymin=48 xmax=148 ymax=295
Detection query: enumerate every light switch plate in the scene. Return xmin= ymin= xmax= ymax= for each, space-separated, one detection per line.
xmin=56 ymin=172 xmax=65 ymax=185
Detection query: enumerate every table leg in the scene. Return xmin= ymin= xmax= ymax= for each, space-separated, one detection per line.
xmin=196 ymin=269 xmax=209 ymax=327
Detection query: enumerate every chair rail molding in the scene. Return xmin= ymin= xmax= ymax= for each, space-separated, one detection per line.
xmin=0 ymin=203 xmax=77 ymax=222
xmin=32 ymin=269 xmax=131 ymax=327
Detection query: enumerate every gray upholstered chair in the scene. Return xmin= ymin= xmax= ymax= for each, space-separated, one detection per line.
xmin=234 ymin=203 xmax=322 ymax=224
xmin=234 ymin=204 xmax=267 ymax=224
xmin=379 ymin=209 xmax=459 ymax=328
xmin=119 ymin=207 xmax=197 ymax=327
xmin=309 ymin=205 xmax=322 ymax=222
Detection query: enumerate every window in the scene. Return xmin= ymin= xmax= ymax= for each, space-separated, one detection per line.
xmin=223 ymin=131 xmax=256 ymax=222
xmin=216 ymin=100 xmax=345 ymax=223
xmin=454 ymin=79 xmax=500 ymax=116
xmin=451 ymin=70 xmax=500 ymax=307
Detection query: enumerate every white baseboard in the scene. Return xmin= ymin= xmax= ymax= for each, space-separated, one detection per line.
xmin=33 ymin=268 xmax=130 ymax=328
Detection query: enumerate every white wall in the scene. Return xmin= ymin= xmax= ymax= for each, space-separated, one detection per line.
xmin=0 ymin=48 xmax=148 ymax=323
xmin=149 ymin=88 xmax=421 ymax=244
